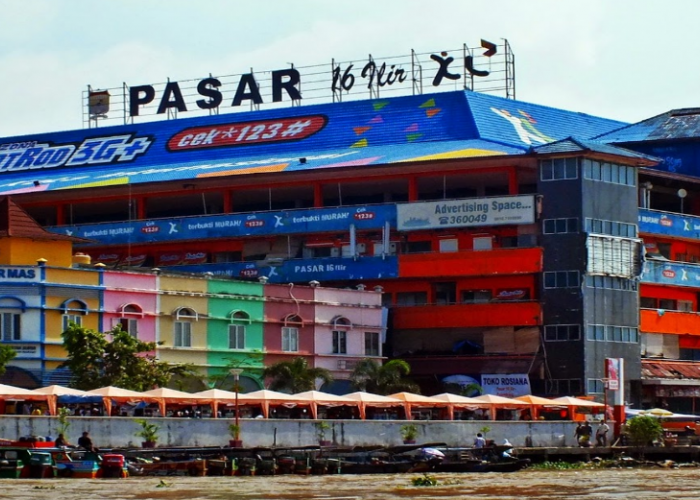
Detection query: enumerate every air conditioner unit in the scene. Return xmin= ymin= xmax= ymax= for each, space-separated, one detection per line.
xmin=330 ymin=247 xmax=340 ymax=258
xmin=356 ymin=243 xmax=366 ymax=254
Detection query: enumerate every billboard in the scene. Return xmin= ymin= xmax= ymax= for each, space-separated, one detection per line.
xmin=480 ymin=374 xmax=531 ymax=398
xmin=397 ymin=195 xmax=535 ymax=231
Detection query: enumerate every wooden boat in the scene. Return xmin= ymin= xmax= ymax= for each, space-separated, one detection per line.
xmin=0 ymin=448 xmax=31 ymax=478
xmin=53 ymin=449 xmax=101 ymax=479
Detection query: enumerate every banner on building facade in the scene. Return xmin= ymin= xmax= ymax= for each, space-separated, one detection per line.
xmin=480 ymin=373 xmax=531 ymax=398
xmin=397 ymin=195 xmax=535 ymax=231
xmin=606 ymin=357 xmax=621 ymax=391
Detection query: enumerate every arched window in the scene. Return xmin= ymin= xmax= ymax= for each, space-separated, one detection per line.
xmin=0 ymin=296 xmax=24 ymax=342
xmin=61 ymin=299 xmax=88 ymax=332
xmin=117 ymin=303 xmax=143 ymax=338
xmin=228 ymin=310 xmax=250 ymax=350
xmin=173 ymin=307 xmax=197 ymax=347
xmin=281 ymin=314 xmax=302 ymax=352
xmin=330 ymin=316 xmax=351 ymax=355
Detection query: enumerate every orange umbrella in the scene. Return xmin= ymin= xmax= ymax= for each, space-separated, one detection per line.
xmin=387 ymin=392 xmax=446 ymax=420
xmin=431 ymin=393 xmax=490 ymax=420
xmin=472 ymin=394 xmax=530 ymax=420
xmin=514 ymin=395 xmax=562 ymax=419
xmin=344 ymin=392 xmax=403 ymax=419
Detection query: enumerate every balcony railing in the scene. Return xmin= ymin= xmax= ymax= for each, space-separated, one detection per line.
xmin=640 ymin=308 xmax=700 ymax=336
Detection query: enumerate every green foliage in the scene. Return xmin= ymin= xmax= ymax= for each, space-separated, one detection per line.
xmin=443 ymin=381 xmax=482 ymax=397
xmin=315 ymin=421 xmax=331 ymax=441
xmin=400 ymin=424 xmax=418 ymax=441
xmin=479 ymin=425 xmax=492 ymax=436
xmin=0 ymin=345 xmax=17 ymax=377
xmin=60 ymin=323 xmax=198 ymax=391
xmin=627 ymin=415 xmax=663 ymax=446
xmin=529 ymin=460 xmax=586 ymax=470
xmin=262 ymin=357 xmax=333 ymax=393
xmin=411 ymin=474 xmax=438 ymax=486
xmin=209 ymin=351 xmax=264 ymax=389
xmin=134 ymin=419 xmax=160 ymax=442
xmin=56 ymin=407 xmax=71 ymax=436
xmin=228 ymin=423 xmax=241 ymax=439
xmin=349 ymin=359 xmax=419 ymax=395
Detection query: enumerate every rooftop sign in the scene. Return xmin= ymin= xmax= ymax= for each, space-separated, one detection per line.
xmin=84 ymin=41 xmax=515 ymax=128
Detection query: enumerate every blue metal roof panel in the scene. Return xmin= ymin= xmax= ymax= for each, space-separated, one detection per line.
xmin=0 ymin=90 xmax=627 ymax=195
xmin=533 ymin=137 xmax=660 ymax=162
xmin=463 ymin=91 xmax=627 ymax=147
xmin=595 ymin=109 xmax=700 ymax=143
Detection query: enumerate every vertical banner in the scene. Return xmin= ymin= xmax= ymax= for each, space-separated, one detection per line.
xmin=606 ymin=358 xmax=620 ymax=391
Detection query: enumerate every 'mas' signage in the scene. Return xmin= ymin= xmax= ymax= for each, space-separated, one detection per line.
xmin=0 ymin=267 xmax=39 ymax=282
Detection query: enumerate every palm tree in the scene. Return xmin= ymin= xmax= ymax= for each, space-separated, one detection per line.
xmin=349 ymin=358 xmax=419 ymax=395
xmin=262 ymin=357 xmax=333 ymax=393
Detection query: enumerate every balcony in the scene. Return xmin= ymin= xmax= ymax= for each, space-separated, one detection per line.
xmin=392 ymin=301 xmax=541 ymax=330
xmin=399 ymin=247 xmax=543 ymax=278
xmin=640 ymin=308 xmax=700 ymax=336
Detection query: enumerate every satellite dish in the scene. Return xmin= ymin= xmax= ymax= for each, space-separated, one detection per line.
xmin=678 ymin=188 xmax=688 ymax=198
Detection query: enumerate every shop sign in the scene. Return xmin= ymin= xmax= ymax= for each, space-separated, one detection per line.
xmin=481 ymin=374 xmax=531 ymax=398
xmin=0 ymin=267 xmax=39 ymax=282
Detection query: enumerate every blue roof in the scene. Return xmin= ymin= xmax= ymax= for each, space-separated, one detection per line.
xmin=595 ymin=108 xmax=700 ymax=143
xmin=0 ymin=91 xmax=628 ymax=195
xmin=532 ymin=136 xmax=660 ymax=162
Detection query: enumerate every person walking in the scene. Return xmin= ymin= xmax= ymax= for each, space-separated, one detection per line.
xmin=596 ymin=419 xmax=610 ymax=446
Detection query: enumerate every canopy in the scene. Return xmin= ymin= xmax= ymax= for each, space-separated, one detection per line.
xmin=472 ymin=394 xmax=531 ymax=420
xmin=192 ymin=388 xmax=250 ymax=417
xmin=387 ymin=392 xmax=446 ymax=421
xmin=550 ymin=396 xmax=605 ymax=407
xmin=142 ymin=387 xmax=210 ymax=416
xmin=0 ymin=384 xmax=54 ymax=414
xmin=431 ymin=393 xmax=490 ymax=420
xmin=86 ymin=386 xmax=159 ymax=416
xmin=32 ymin=385 xmax=92 ymax=415
xmin=514 ymin=395 xmax=563 ymax=419
xmin=293 ymin=390 xmax=359 ymax=419
xmin=242 ymin=389 xmax=301 ymax=418
xmin=344 ymin=392 xmax=404 ymax=420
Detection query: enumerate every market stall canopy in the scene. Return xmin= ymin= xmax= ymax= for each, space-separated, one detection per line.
xmin=142 ymin=387 xmax=210 ymax=416
xmin=192 ymin=388 xmax=251 ymax=417
xmin=293 ymin=391 xmax=359 ymax=419
xmin=549 ymin=396 xmax=605 ymax=407
xmin=387 ymin=392 xmax=447 ymax=421
xmin=431 ymin=393 xmax=490 ymax=420
xmin=343 ymin=392 xmax=403 ymax=420
xmin=472 ymin=394 xmax=530 ymax=420
xmin=514 ymin=394 xmax=563 ymax=419
xmin=0 ymin=383 xmax=54 ymax=414
xmin=86 ymin=386 xmax=159 ymax=416
xmin=243 ymin=389 xmax=303 ymax=418
xmin=32 ymin=385 xmax=95 ymax=414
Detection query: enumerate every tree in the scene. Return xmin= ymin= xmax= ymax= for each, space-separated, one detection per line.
xmin=627 ymin=415 xmax=663 ymax=447
xmin=208 ymin=350 xmax=265 ymax=391
xmin=262 ymin=357 xmax=332 ymax=393
xmin=0 ymin=345 xmax=17 ymax=378
xmin=61 ymin=323 xmax=198 ymax=391
xmin=349 ymin=358 xmax=419 ymax=395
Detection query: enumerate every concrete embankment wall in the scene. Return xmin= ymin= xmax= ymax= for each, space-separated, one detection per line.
xmin=0 ymin=416 xmax=579 ymax=449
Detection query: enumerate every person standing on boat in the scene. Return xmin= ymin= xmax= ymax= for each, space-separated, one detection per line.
xmin=55 ymin=433 xmax=72 ymax=448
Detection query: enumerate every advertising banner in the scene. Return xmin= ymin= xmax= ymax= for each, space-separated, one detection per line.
xmin=397 ymin=195 xmax=535 ymax=231
xmin=641 ymin=260 xmax=700 ymax=288
xmin=174 ymin=255 xmax=398 ymax=283
xmin=638 ymin=209 xmax=700 ymax=239
xmin=480 ymin=374 xmax=531 ymax=398
xmin=606 ymin=358 xmax=621 ymax=391
xmin=52 ymin=204 xmax=395 ymax=246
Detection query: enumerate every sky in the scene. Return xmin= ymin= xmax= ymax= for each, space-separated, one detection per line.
xmin=0 ymin=0 xmax=699 ymax=138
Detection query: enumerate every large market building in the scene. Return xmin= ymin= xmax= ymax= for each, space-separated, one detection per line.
xmin=3 ymin=49 xmax=700 ymax=411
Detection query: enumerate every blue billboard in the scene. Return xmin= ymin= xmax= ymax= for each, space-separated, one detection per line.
xmin=641 ymin=260 xmax=700 ymax=288
xmin=638 ymin=209 xmax=700 ymax=240
xmin=173 ymin=256 xmax=398 ymax=283
xmin=49 ymin=204 xmax=396 ymax=245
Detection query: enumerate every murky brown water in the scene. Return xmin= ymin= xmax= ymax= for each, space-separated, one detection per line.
xmin=3 ymin=469 xmax=700 ymax=500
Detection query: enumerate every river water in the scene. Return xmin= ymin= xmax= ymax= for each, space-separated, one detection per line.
xmin=3 ymin=468 xmax=700 ymax=500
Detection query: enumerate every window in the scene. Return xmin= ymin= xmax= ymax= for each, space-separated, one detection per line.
xmin=587 ymin=379 xmax=605 ymax=394
xmin=585 ymin=218 xmax=636 ymax=237
xmin=546 ymin=378 xmax=581 ymax=396
xmin=282 ymin=327 xmax=299 ymax=352
xmin=62 ymin=314 xmax=83 ymax=331
xmin=587 ymin=324 xmax=638 ymax=343
xmin=678 ymin=300 xmax=694 ymax=312
xmin=434 ymin=282 xmax=456 ymax=305
xmin=118 ymin=318 xmax=138 ymax=338
xmin=586 ymin=275 xmax=637 ymax=291
xmin=174 ymin=321 xmax=192 ymax=347
xmin=439 ymin=238 xmax=458 ymax=253
xmin=544 ymin=271 xmax=580 ymax=288
xmin=396 ymin=291 xmax=428 ymax=306
xmin=365 ymin=332 xmax=380 ymax=356
xmin=544 ymin=324 xmax=580 ymax=342
xmin=540 ymin=158 xmax=578 ymax=181
xmin=332 ymin=330 xmax=347 ymax=354
xmin=0 ymin=312 xmax=20 ymax=341
xmin=461 ymin=289 xmax=492 ymax=303
xmin=228 ymin=324 xmax=246 ymax=350
xmin=582 ymin=159 xmax=636 ymax=186
xmin=543 ymin=218 xmax=578 ymax=234
xmin=405 ymin=240 xmax=431 ymax=254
